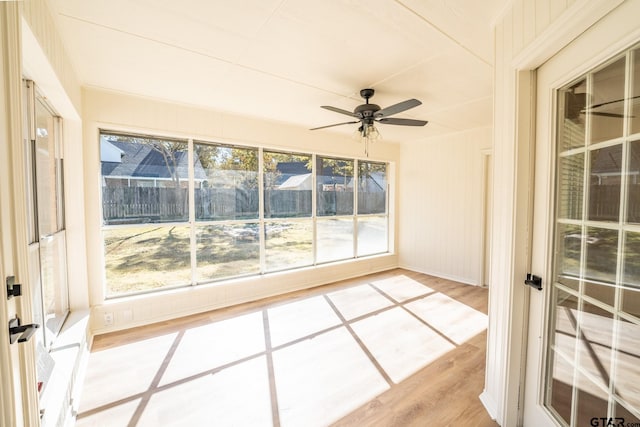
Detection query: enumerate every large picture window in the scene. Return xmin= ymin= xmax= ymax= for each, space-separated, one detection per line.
xmin=100 ymin=131 xmax=390 ymax=297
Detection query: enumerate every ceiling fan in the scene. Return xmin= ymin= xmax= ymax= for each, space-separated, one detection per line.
xmin=566 ymin=90 xmax=638 ymax=121
xmin=310 ymin=88 xmax=428 ymax=134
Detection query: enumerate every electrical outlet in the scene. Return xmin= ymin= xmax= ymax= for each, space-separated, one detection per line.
xmin=103 ymin=312 xmax=114 ymax=326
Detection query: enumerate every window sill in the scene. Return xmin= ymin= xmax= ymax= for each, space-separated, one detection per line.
xmin=39 ymin=310 xmax=90 ymax=427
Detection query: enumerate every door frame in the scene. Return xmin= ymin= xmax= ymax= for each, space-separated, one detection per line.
xmin=514 ymin=2 xmax=640 ymax=426
xmin=0 ymin=3 xmax=42 ymax=426
xmin=481 ymin=0 xmax=635 ymax=426
xmin=523 ymin=5 xmax=640 ymax=424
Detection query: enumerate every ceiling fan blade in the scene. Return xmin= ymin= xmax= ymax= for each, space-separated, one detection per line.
xmin=310 ymin=120 xmax=360 ymax=130
xmin=375 ymin=99 xmax=422 ymax=117
xmin=581 ymin=110 xmax=632 ymax=118
xmin=587 ymin=94 xmax=640 ymax=110
xmin=377 ymin=117 xmax=428 ymax=126
xmin=321 ymin=105 xmax=358 ymax=117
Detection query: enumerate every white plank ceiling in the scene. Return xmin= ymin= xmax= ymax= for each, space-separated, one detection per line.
xmin=49 ymin=0 xmax=508 ymax=144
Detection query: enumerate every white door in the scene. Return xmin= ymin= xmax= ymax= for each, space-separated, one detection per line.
xmin=524 ymin=3 xmax=640 ymax=426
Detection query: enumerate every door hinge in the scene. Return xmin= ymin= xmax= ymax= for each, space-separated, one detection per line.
xmin=524 ymin=273 xmax=542 ymax=290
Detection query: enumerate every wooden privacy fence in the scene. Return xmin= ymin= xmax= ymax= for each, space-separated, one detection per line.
xmin=102 ymin=187 xmax=188 ymax=223
xmin=264 ymin=190 xmax=312 ymax=217
xmin=589 ymin=185 xmax=640 ymax=222
xmin=102 ymin=187 xmax=388 ymax=223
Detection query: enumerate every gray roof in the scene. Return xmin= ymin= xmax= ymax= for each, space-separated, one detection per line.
xmin=101 ymin=139 xmax=207 ymax=181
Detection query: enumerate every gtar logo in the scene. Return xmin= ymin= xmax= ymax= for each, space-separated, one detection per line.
xmin=590 ymin=418 xmax=625 ymax=427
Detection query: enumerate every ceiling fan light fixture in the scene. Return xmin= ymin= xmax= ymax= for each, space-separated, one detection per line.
xmin=354 ymin=123 xmax=380 ymax=156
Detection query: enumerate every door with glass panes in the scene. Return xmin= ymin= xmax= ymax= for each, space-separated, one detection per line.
xmin=523 ymin=6 xmax=640 ymax=426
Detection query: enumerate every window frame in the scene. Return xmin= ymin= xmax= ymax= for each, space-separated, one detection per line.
xmin=24 ymin=80 xmax=70 ymax=350
xmin=99 ymin=130 xmax=392 ymax=299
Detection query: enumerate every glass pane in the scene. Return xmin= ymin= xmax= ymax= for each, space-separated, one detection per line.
xmin=104 ymin=226 xmax=191 ymax=296
xmin=358 ymin=161 xmax=387 ymax=214
xmin=194 ymin=143 xmax=259 ymax=221
xmin=35 ymin=98 xmax=57 ymax=236
xmin=265 ymin=221 xmax=313 ymax=271
xmin=627 ymin=140 xmax=640 ymax=224
xmin=100 ymin=133 xmax=189 ymax=224
xmin=589 ymin=144 xmax=622 ymax=222
xmin=589 ymin=57 xmax=626 ymax=145
xmin=614 ymin=318 xmax=640 ymax=413
xmin=557 ymin=154 xmax=584 ymax=220
xmin=623 ymin=232 xmax=640 ymax=317
xmin=615 ymin=402 xmax=640 ymax=425
xmin=558 ymin=80 xmax=587 ymax=151
xmin=584 ymin=227 xmax=618 ymax=306
xmin=575 ymin=373 xmax=610 ymax=427
xmin=622 ymin=288 xmax=640 ymax=319
xmin=631 ymin=49 xmax=640 ymax=135
xmin=357 ymin=216 xmax=388 ymax=256
xmin=545 ymin=288 xmax=579 ymax=424
xmin=196 ymin=224 xmax=259 ymax=282
xmin=578 ymin=301 xmax=614 ymax=389
xmin=39 ymin=232 xmax=69 ymax=346
xmin=316 ymin=156 xmax=354 ymax=216
xmin=555 ymin=223 xmax=582 ymax=290
xmin=550 ymin=288 xmax=579 ymax=360
xmin=316 ymin=219 xmax=354 ymax=263
xmin=263 ymin=151 xmax=312 ymax=218
xmin=546 ymin=349 xmax=574 ymax=425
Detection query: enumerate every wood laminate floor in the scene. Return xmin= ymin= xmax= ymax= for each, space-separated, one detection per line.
xmin=76 ymin=269 xmax=497 ymax=427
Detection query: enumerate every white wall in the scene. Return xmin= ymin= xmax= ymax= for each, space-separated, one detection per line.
xmin=82 ymin=88 xmax=401 ymax=334
xmin=398 ymin=127 xmax=492 ymax=285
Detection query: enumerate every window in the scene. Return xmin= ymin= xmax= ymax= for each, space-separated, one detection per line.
xmin=263 ymin=151 xmax=313 ymax=271
xmin=357 ymin=161 xmax=388 ymax=256
xmin=25 ymin=80 xmax=69 ymax=349
xmin=100 ymin=131 xmax=391 ymax=297
xmin=316 ymin=156 xmax=354 ymax=263
xmin=194 ymin=143 xmax=260 ymax=281
xmin=101 ymin=133 xmax=190 ymax=296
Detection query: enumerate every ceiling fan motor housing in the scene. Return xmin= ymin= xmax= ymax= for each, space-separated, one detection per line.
xmin=354 ymin=103 xmax=380 ymax=119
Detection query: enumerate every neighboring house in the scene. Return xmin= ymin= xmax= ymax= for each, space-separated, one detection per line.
xmin=275 ymin=161 xmax=386 ymax=192
xmin=100 ymin=138 xmax=208 ymax=188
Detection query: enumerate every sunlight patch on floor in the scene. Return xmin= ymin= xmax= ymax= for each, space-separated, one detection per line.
xmin=76 ymin=399 xmax=142 ymax=427
xmin=370 ymin=275 xmax=433 ymax=302
xmin=267 ymin=296 xmax=341 ymax=347
xmin=351 ymin=307 xmax=456 ymax=383
xmin=78 ymin=333 xmax=177 ymax=413
xmin=327 ymin=284 xmax=393 ymax=320
xmin=140 ymin=356 xmax=272 ymax=426
xmin=272 ymin=327 xmax=389 ymax=427
xmin=159 ymin=311 xmax=265 ymax=386
xmin=405 ymin=292 xmax=488 ymax=345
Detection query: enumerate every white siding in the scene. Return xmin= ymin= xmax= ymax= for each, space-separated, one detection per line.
xmin=398 ymin=127 xmax=491 ymax=285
